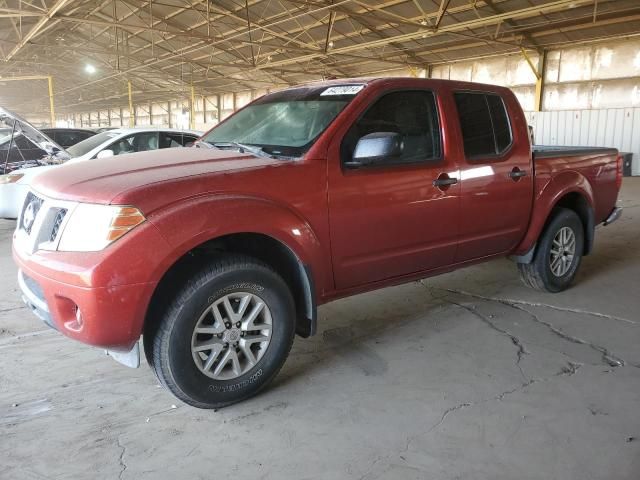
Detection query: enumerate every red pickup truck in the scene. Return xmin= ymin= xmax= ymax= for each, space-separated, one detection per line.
xmin=13 ymin=78 xmax=623 ymax=408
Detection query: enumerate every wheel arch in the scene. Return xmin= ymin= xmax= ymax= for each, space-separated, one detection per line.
xmin=513 ymin=171 xmax=595 ymax=262
xmin=144 ymin=230 xmax=319 ymax=354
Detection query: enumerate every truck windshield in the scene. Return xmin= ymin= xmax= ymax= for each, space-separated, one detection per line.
xmin=202 ymin=86 xmax=361 ymax=157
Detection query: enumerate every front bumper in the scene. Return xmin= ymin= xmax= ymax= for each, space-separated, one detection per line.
xmin=12 ymin=207 xmax=171 ymax=352
xmin=16 ymin=263 xmax=155 ymax=350
xmin=18 ymin=269 xmax=55 ymax=330
xmin=0 ymin=182 xmax=28 ymax=219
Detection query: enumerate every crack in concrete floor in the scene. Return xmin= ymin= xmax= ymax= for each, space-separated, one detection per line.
xmin=438 ymin=287 xmax=638 ymax=326
xmin=438 ymin=287 xmax=629 ymax=368
xmin=116 ymin=435 xmax=127 ymax=480
xmin=358 ymin=359 xmax=586 ymax=480
xmin=445 ymin=298 xmax=531 ymax=382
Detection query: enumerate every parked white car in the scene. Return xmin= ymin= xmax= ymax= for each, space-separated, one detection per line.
xmin=0 ymin=126 xmax=202 ymax=219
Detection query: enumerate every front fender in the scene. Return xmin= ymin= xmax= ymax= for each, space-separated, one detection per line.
xmin=145 ymin=194 xmax=332 ymax=297
xmin=514 ymin=170 xmax=595 ymax=256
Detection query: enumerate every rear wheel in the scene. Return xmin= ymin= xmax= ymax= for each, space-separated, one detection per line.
xmin=148 ymin=255 xmax=296 ymax=408
xmin=518 ymin=208 xmax=584 ymax=293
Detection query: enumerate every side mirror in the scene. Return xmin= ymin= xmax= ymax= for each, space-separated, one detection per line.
xmin=345 ymin=132 xmax=402 ymax=168
xmin=96 ymin=149 xmax=114 ymax=159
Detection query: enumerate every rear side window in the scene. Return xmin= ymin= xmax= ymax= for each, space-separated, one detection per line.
xmin=160 ymin=133 xmax=197 ymax=148
xmin=454 ymin=92 xmax=512 ymax=159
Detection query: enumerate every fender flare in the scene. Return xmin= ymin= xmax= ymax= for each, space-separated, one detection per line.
xmin=513 ymin=171 xmax=595 ymax=262
xmin=143 ymin=194 xmax=329 ymax=336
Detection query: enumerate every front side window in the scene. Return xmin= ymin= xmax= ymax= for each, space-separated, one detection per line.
xmin=55 ymin=131 xmax=87 ymax=147
xmin=454 ymin=92 xmax=512 ymax=159
xmin=131 ymin=132 xmax=159 ymax=152
xmin=106 ymin=132 xmax=160 ymax=156
xmin=342 ymin=90 xmax=441 ymax=166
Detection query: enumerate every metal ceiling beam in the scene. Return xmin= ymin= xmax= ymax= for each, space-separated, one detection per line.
xmin=256 ymin=0 xmax=596 ymax=69
xmin=4 ymin=0 xmax=74 ymax=61
xmin=434 ymin=0 xmax=451 ymax=30
xmin=4 ymin=0 xmax=639 ymax=118
xmin=53 ymin=0 xmax=594 ymax=94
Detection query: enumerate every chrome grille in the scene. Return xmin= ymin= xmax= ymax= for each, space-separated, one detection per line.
xmin=14 ymin=191 xmax=76 ymax=255
xmin=50 ymin=208 xmax=67 ymax=242
xmin=20 ymin=192 xmax=44 ymax=234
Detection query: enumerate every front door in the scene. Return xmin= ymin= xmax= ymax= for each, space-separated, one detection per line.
xmin=328 ymin=89 xmax=460 ymax=290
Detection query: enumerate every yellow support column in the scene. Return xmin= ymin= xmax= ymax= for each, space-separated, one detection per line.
xmin=128 ymin=81 xmax=134 ymax=127
xmin=520 ymin=48 xmax=546 ymax=112
xmin=534 ymin=51 xmax=546 ymax=112
xmin=190 ymin=85 xmax=196 ymax=130
xmin=48 ymin=76 xmax=55 ymax=127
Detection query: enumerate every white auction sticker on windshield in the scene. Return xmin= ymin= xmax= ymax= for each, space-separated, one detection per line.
xmin=320 ymin=85 xmax=364 ymax=96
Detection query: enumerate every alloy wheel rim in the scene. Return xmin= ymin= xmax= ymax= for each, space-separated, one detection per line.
xmin=549 ymin=226 xmax=576 ymax=277
xmin=191 ymin=292 xmax=272 ymax=380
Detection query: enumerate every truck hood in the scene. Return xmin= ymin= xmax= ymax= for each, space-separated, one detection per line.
xmin=32 ymin=147 xmax=288 ymax=212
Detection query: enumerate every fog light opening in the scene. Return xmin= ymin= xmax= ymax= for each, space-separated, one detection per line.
xmin=75 ymin=306 xmax=83 ymax=327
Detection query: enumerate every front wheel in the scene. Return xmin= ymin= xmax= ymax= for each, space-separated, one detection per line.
xmin=518 ymin=208 xmax=584 ymax=293
xmin=148 ymin=255 xmax=296 ymax=408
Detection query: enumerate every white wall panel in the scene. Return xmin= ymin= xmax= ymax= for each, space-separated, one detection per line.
xmin=526 ymin=108 xmax=640 ymax=175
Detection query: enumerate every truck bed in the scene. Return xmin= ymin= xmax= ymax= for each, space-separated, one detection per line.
xmin=532 ymin=144 xmax=620 ymax=224
xmin=533 ymin=145 xmax=618 ymax=159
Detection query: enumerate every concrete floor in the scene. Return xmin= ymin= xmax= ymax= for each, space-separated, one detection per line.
xmin=1 ymin=180 xmax=639 ymax=480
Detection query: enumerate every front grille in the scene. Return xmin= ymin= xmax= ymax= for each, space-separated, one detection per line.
xmin=20 ymin=191 xmax=44 ymax=234
xmin=50 ymin=208 xmax=67 ymax=242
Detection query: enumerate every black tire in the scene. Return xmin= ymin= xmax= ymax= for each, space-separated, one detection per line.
xmin=518 ymin=207 xmax=584 ymax=293
xmin=148 ymin=254 xmax=296 ymax=409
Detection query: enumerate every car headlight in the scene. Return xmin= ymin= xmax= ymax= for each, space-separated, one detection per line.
xmin=57 ymin=204 xmax=146 ymax=252
xmin=0 ymin=173 xmax=24 ymax=184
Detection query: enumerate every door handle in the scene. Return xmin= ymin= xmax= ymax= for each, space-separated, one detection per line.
xmin=509 ymin=168 xmax=527 ymax=180
xmin=433 ymin=177 xmax=458 ymax=187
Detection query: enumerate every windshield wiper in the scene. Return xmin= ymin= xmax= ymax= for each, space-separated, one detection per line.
xmin=193 ymin=140 xmax=214 ymax=149
xmin=211 ymin=141 xmax=275 ymax=159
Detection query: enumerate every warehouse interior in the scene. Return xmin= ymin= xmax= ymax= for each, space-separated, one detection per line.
xmin=1 ymin=1 xmax=640 ymax=479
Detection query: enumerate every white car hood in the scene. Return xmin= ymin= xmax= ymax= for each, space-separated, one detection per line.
xmin=0 ymin=107 xmax=70 ymax=172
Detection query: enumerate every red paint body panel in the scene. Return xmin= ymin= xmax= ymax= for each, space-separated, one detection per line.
xmin=453 ymin=85 xmax=534 ymax=261
xmin=12 ymin=78 xmax=622 ymax=351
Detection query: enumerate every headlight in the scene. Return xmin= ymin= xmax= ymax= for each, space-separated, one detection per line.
xmin=57 ymin=204 xmax=146 ymax=252
xmin=0 ymin=173 xmax=24 ymax=184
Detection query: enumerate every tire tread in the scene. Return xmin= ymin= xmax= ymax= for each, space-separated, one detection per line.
xmin=517 ymin=207 xmax=583 ymax=293
xmin=149 ymin=254 xmax=295 ymax=409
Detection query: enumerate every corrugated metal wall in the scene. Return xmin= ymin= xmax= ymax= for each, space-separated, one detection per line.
xmin=525 ymin=109 xmax=640 ymax=175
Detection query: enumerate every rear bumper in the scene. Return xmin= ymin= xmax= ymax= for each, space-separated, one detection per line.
xmin=603 ymin=206 xmax=622 ymax=226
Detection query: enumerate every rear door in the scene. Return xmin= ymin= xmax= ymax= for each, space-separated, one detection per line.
xmin=452 ymin=91 xmax=533 ymax=262
xmin=328 ymin=89 xmax=460 ymax=290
